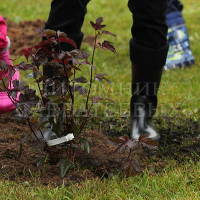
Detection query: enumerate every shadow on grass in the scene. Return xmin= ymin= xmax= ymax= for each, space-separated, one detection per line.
xmin=97 ymin=114 xmax=200 ymax=164
xmin=157 ymin=116 xmax=200 ymax=163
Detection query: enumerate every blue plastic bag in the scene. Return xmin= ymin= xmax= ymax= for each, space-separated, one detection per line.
xmin=165 ymin=8 xmax=195 ymax=70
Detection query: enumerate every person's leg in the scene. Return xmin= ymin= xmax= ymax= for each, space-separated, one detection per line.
xmin=128 ymin=0 xmax=168 ymax=140
xmin=44 ymin=0 xmax=90 ymax=91
xmin=165 ymin=0 xmax=194 ymax=69
xmin=42 ymin=1 xmax=90 ymax=139
xmin=45 ymin=0 xmax=90 ymax=48
xmin=167 ymin=0 xmax=183 ymax=14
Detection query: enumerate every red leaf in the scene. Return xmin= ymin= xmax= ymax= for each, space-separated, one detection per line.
xmin=102 ymin=30 xmax=116 ymax=37
xmin=74 ymin=76 xmax=87 ymax=83
xmin=74 ymin=85 xmax=87 ymax=95
xmin=96 ymin=73 xmax=107 ymax=79
xmin=63 ymin=58 xmax=69 ymax=65
xmin=95 ymin=73 xmax=111 ymax=83
xmin=52 ymin=58 xmax=63 ymax=64
xmin=122 ymin=159 xmax=142 ymax=176
xmin=92 ymin=96 xmax=113 ymax=103
xmin=139 ymin=135 xmax=158 ymax=150
xmin=58 ymin=37 xmax=77 ymax=49
xmin=16 ymin=62 xmax=34 ymax=70
xmin=92 ymin=96 xmax=104 ymax=103
xmin=115 ymin=138 xmax=139 ymax=153
xmin=21 ymin=48 xmax=33 ymax=61
xmin=34 ymin=39 xmax=54 ymax=50
xmin=96 ymin=17 xmax=103 ymax=24
xmin=90 ymin=18 xmax=106 ymax=31
xmin=118 ymin=136 xmax=130 ymax=143
xmin=101 ymin=41 xmax=116 ymax=53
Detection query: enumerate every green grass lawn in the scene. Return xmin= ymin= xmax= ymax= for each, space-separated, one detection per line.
xmin=1 ymin=163 xmax=200 ymax=200
xmin=1 ymin=0 xmax=200 ymax=199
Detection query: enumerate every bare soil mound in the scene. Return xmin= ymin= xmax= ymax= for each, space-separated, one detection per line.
xmin=7 ymin=19 xmax=45 ymax=56
xmin=7 ymin=19 xmax=93 ymax=56
xmin=1 ymin=113 xmax=200 ymax=186
xmin=0 ymin=114 xmax=149 ymax=186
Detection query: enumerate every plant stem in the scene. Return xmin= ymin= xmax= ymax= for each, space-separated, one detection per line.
xmin=63 ymin=63 xmax=74 ymax=113
xmin=77 ymin=104 xmax=93 ymax=136
xmin=37 ymin=81 xmax=45 ymax=106
xmin=2 ymin=77 xmax=41 ymax=142
xmin=56 ymin=30 xmax=74 ymax=113
xmin=85 ymin=31 xmax=98 ymax=110
xmin=72 ymin=68 xmax=76 ymax=116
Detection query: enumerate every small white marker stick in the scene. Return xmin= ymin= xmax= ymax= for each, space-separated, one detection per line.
xmin=47 ymin=133 xmax=74 ymax=147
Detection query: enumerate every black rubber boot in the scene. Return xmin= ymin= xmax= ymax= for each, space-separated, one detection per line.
xmin=130 ymin=41 xmax=168 ymax=140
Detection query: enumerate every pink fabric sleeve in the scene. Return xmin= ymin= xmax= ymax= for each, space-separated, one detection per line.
xmin=0 ymin=16 xmax=8 ymax=50
xmin=0 ymin=16 xmax=19 ymax=114
xmin=0 ymin=16 xmax=10 ymax=80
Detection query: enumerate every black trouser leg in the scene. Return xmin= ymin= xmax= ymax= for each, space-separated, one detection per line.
xmin=167 ymin=0 xmax=183 ymax=14
xmin=45 ymin=0 xmax=90 ymax=48
xmin=43 ymin=1 xmax=90 ymax=138
xmin=128 ymin=0 xmax=169 ymax=119
xmin=128 ymin=0 xmax=168 ymax=139
xmin=44 ymin=0 xmax=90 ymax=92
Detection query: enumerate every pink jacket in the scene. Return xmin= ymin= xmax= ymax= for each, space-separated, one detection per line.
xmin=0 ymin=16 xmax=8 ymax=50
xmin=0 ymin=16 xmax=11 ymax=80
xmin=0 ymin=16 xmax=20 ymax=114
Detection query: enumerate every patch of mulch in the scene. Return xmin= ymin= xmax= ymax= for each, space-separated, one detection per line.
xmin=0 ymin=113 xmax=151 ymax=186
xmin=7 ymin=19 xmax=45 ymax=56
xmin=6 ymin=19 xmax=95 ymax=57
xmin=1 ymin=113 xmax=200 ymax=186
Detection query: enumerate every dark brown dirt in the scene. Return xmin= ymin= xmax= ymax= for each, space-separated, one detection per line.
xmin=6 ymin=19 xmax=94 ymax=57
xmin=0 ymin=113 xmax=150 ymax=186
xmin=7 ymin=19 xmax=45 ymax=56
xmin=1 ymin=113 xmax=200 ymax=186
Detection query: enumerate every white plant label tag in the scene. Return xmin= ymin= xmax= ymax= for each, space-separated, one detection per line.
xmin=47 ymin=133 xmax=74 ymax=147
